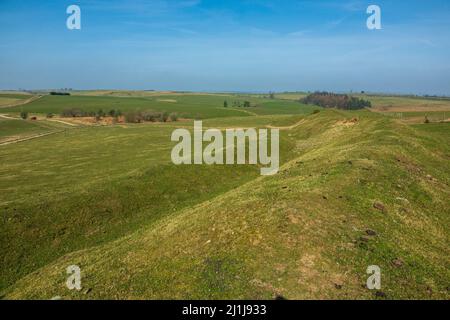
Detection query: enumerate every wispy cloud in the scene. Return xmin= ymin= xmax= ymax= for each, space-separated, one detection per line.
xmin=327 ymin=17 xmax=347 ymax=28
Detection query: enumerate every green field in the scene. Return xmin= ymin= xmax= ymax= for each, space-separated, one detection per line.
xmin=1 ymin=94 xmax=316 ymax=119
xmin=0 ymin=93 xmax=33 ymax=107
xmin=0 ymin=92 xmax=449 ymax=300
xmin=0 ymin=118 xmax=71 ymax=144
xmin=0 ymin=93 xmax=32 ymax=100
xmin=0 ymin=119 xmax=47 ymax=140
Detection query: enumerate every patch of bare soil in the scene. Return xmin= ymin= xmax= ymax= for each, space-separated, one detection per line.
xmin=395 ymin=155 xmax=423 ymax=175
xmin=336 ymin=118 xmax=358 ymax=127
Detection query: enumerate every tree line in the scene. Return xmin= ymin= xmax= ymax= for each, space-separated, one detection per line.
xmin=60 ymin=108 xmax=178 ymax=123
xmin=61 ymin=108 xmax=122 ymax=118
xmin=50 ymin=92 xmax=71 ymax=96
xmin=223 ymin=100 xmax=252 ymax=108
xmin=301 ymin=92 xmax=372 ymax=110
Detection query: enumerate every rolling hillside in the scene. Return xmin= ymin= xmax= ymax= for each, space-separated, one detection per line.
xmin=1 ymin=109 xmax=448 ymax=299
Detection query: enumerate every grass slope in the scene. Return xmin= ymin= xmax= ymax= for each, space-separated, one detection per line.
xmin=0 ymin=117 xmax=299 ymax=292
xmin=2 ymin=110 xmax=449 ymax=299
xmin=0 ymin=118 xmax=68 ymax=144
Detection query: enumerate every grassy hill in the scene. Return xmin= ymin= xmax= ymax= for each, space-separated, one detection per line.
xmin=0 ymin=111 xmax=303 ymax=292
xmin=1 ymin=107 xmax=448 ymax=299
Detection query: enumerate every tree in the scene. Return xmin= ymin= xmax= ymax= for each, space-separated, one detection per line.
xmin=161 ymin=111 xmax=170 ymax=122
xmin=224 ymin=101 xmax=228 ymax=108
xmin=20 ymin=111 xmax=28 ymax=119
xmin=244 ymin=101 xmax=251 ymax=108
xmin=125 ymin=111 xmax=142 ymax=123
xmin=169 ymin=113 xmax=178 ymax=122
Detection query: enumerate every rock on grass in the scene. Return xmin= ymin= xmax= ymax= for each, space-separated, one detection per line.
xmin=373 ymin=201 xmax=387 ymax=213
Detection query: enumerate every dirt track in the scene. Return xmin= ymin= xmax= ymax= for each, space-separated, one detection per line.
xmin=0 ymin=114 xmax=19 ymax=120
xmin=47 ymin=119 xmax=79 ymax=126
xmin=267 ymin=118 xmax=306 ymax=130
xmin=0 ymin=95 xmax=43 ymax=109
xmin=0 ymin=131 xmax=62 ymax=146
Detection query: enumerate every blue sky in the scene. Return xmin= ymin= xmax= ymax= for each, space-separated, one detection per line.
xmin=1 ymin=0 xmax=450 ymax=94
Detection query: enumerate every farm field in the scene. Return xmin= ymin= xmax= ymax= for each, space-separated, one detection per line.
xmin=365 ymin=95 xmax=450 ymax=112
xmin=0 ymin=92 xmax=449 ymax=299
xmin=363 ymin=95 xmax=450 ymax=124
xmin=272 ymin=92 xmax=309 ymax=101
xmin=0 ymin=93 xmax=34 ymax=108
xmin=1 ymin=93 xmax=316 ymax=119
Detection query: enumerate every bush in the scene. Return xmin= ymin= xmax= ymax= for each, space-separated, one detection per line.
xmin=61 ymin=108 xmax=86 ymax=117
xmin=169 ymin=113 xmax=178 ymax=122
xmin=46 ymin=113 xmax=54 ymax=118
xmin=124 ymin=110 xmax=174 ymax=123
xmin=124 ymin=111 xmax=143 ymax=123
xmin=312 ymin=110 xmax=320 ymax=114
xmin=142 ymin=111 xmax=159 ymax=122
xmin=97 ymin=109 xmax=105 ymax=118
xmin=20 ymin=111 xmax=28 ymax=119
xmin=161 ymin=112 xmax=170 ymax=122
